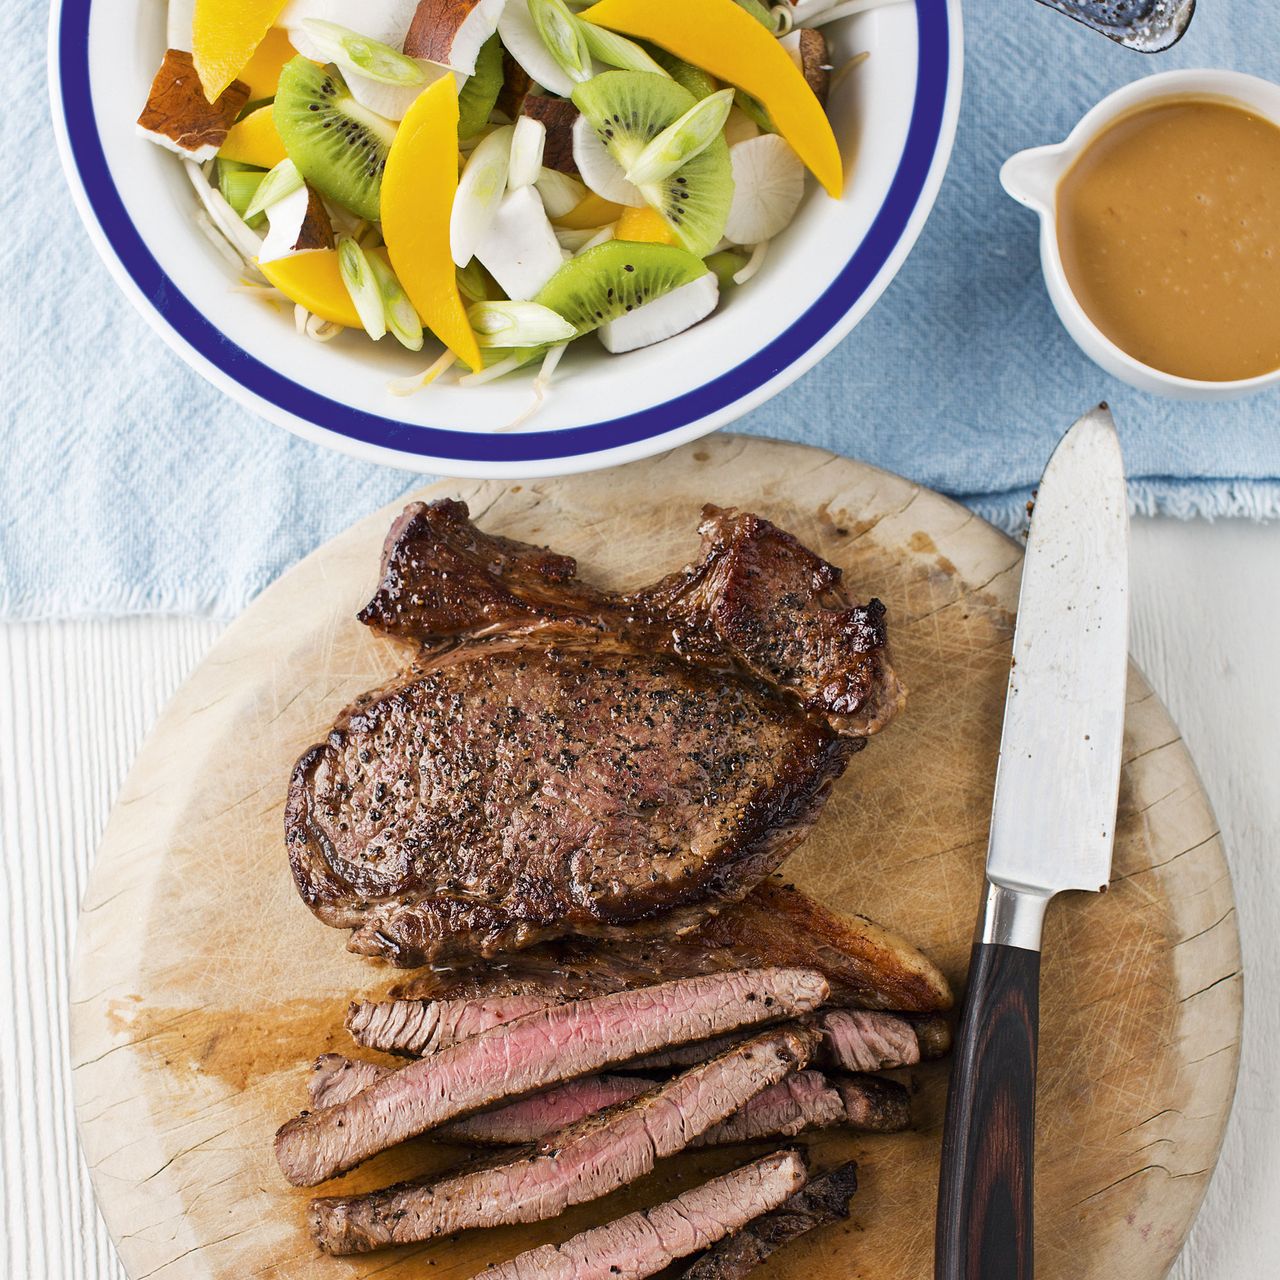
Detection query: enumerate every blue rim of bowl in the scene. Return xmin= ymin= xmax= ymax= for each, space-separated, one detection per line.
xmin=55 ymin=0 xmax=951 ymax=465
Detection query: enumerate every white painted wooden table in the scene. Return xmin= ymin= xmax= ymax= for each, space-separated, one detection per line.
xmin=1 ymin=516 xmax=1276 ymax=1280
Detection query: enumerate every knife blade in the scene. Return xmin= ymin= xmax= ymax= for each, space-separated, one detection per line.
xmin=935 ymin=405 xmax=1129 ymax=1280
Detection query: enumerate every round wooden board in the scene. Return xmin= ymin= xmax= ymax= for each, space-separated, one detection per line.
xmin=71 ymin=434 xmax=1241 ymax=1280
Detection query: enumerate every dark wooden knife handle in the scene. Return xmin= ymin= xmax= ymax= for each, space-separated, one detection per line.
xmin=935 ymin=941 xmax=1041 ymax=1280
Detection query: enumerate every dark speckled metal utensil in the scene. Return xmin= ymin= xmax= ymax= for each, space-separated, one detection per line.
xmin=1035 ymin=0 xmax=1195 ymax=51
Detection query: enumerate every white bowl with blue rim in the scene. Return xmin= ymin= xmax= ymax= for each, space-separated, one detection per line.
xmin=49 ymin=0 xmax=963 ymax=477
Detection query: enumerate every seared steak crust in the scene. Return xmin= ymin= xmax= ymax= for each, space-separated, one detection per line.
xmin=676 ymin=1162 xmax=859 ymax=1280
xmin=288 ymin=636 xmax=851 ymax=966
xmin=359 ymin=499 xmax=904 ymax=738
xmin=290 ymin=500 xmax=902 ymax=967
xmin=383 ymin=879 xmax=954 ymax=1014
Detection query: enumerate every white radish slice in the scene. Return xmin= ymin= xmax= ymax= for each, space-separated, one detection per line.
xmin=508 ymin=116 xmax=546 ymax=190
xmin=281 ymin=0 xmax=445 ymax=120
xmin=598 ymin=272 xmax=719 ymax=353
xmin=724 ymin=135 xmax=806 ymax=244
xmin=723 ymin=106 xmax=761 ymax=148
xmin=451 ymin=124 xmax=515 ymax=267
xmin=300 ymin=17 xmax=428 ymax=84
xmin=475 ymin=185 xmax=567 ymax=300
xmin=536 ymin=167 xmax=588 ymax=217
xmin=281 ymin=0 xmax=418 ymax=57
xmin=497 ymin=0 xmax=578 ymax=98
xmin=571 ymin=114 xmax=645 ymax=208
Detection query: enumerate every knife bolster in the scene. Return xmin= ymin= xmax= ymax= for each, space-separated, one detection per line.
xmin=979 ymin=882 xmax=1053 ymax=952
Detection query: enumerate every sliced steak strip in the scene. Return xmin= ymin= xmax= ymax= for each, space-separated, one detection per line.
xmin=308 ymin=1060 xmax=909 ymax=1145
xmin=444 ymin=1075 xmax=652 ymax=1146
xmin=275 ymin=967 xmax=827 ymax=1186
xmin=309 ymin=1054 xmax=386 ymax=1109
xmin=627 ymin=1009 xmax=924 ymax=1074
xmin=676 ymin=1161 xmax=859 ymax=1280
xmin=820 ymin=1009 xmax=920 ymax=1072
xmin=309 ymin=1058 xmax=652 ymax=1144
xmin=693 ymin=1070 xmax=844 ymax=1146
xmin=472 ymin=1149 xmax=809 ymax=1280
xmin=310 ymin=1024 xmax=820 ymax=1254
xmin=344 ymin=992 xmax=559 ymax=1056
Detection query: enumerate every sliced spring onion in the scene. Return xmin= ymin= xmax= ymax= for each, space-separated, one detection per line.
xmin=219 ymin=168 xmax=266 ymax=223
xmin=508 ymin=116 xmax=546 ymax=190
xmin=580 ymin=24 xmax=670 ymax=75
xmin=457 ymin=258 xmax=492 ymax=303
xmin=625 ymin=88 xmax=735 ymax=186
xmin=368 ymin=252 xmax=425 ymax=351
xmin=459 ymin=346 xmax=545 ymax=385
xmin=467 ymin=300 xmax=576 ymax=348
xmin=527 ymin=0 xmax=592 ymax=85
xmin=244 ymin=158 xmax=303 ymax=221
xmin=300 ymin=18 xmax=429 ymax=86
xmin=337 ymin=235 xmax=387 ymax=340
xmin=451 ymin=125 xmax=515 ymax=267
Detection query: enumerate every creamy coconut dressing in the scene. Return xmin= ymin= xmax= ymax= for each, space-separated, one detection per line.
xmin=1056 ymin=97 xmax=1280 ymax=382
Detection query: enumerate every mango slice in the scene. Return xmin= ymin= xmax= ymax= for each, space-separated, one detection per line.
xmin=615 ymin=204 xmax=678 ymax=245
xmin=382 ymin=78 xmax=482 ymax=373
xmin=193 ymin=0 xmax=288 ymax=102
xmin=552 ymin=192 xmax=626 ymax=231
xmin=580 ymin=0 xmax=843 ymax=197
xmin=218 ymin=103 xmax=287 ymax=168
xmin=238 ymin=26 xmax=297 ymax=100
xmin=259 ymin=250 xmax=362 ymax=328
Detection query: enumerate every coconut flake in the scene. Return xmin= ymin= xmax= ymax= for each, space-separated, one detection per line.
xmin=403 ymin=0 xmax=507 ymax=76
xmin=137 ymin=49 xmax=249 ymax=163
xmin=258 ymin=183 xmax=336 ymax=264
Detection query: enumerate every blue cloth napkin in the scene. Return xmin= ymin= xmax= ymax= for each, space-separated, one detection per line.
xmin=3 ymin=0 xmax=1278 ymax=620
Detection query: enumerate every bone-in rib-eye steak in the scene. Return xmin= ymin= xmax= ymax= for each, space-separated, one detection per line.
xmin=286 ymin=500 xmax=904 ymax=966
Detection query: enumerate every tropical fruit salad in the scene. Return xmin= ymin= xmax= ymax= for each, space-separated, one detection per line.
xmin=138 ymin=0 xmax=872 ymax=403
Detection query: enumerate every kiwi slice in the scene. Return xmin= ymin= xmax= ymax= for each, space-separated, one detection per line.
xmin=458 ymin=35 xmax=504 ymax=140
xmin=273 ymin=57 xmax=395 ymax=223
xmin=648 ymin=48 xmax=717 ymax=101
xmin=572 ymin=72 xmax=733 ymax=257
xmin=535 ymin=240 xmax=707 ymax=334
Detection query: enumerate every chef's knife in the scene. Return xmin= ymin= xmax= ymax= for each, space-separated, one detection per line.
xmin=934 ymin=406 xmax=1129 ymax=1280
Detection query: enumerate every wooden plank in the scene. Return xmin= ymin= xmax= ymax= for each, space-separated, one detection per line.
xmin=62 ymin=436 xmax=1241 ymax=1278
